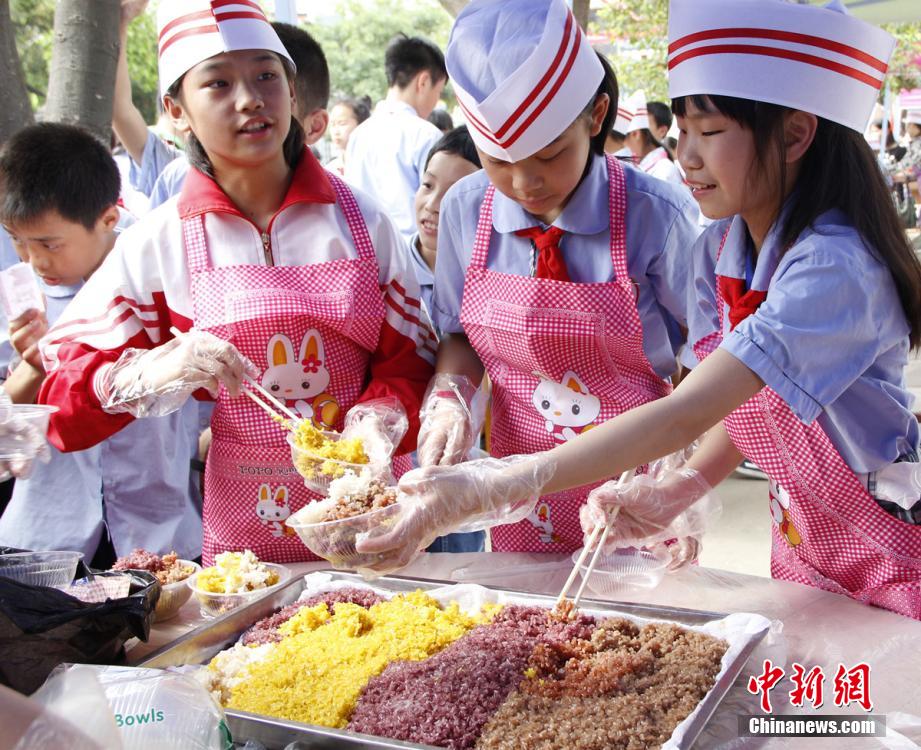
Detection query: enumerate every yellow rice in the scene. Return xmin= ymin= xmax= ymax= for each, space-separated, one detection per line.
xmin=287 ymin=419 xmax=369 ymax=480
xmin=225 ymin=592 xmax=499 ymax=727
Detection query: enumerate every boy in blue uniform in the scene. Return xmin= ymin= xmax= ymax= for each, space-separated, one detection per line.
xmin=0 ymin=123 xmax=202 ymax=565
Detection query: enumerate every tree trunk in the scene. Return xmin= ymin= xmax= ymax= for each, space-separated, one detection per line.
xmin=0 ymin=0 xmax=33 ymax=146
xmin=436 ymin=0 xmax=469 ymax=18
xmin=572 ymin=0 xmax=591 ymax=31
xmin=44 ymin=0 xmax=120 ymax=142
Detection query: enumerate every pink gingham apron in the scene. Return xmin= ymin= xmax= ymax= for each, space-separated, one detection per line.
xmin=461 ymin=155 xmax=672 ymax=552
xmin=693 ymin=230 xmax=921 ymax=619
xmin=185 ymin=175 xmax=393 ymax=565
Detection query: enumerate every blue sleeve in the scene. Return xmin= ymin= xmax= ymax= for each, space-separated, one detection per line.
xmin=683 ymin=221 xmax=725 ymax=369
xmin=148 ymin=159 xmax=190 ymax=210
xmin=431 ymin=186 xmax=471 ymax=335
xmin=646 ymin=193 xmax=702 ymax=328
xmin=723 ymin=244 xmax=904 ymax=423
xmin=129 ymin=131 xmax=181 ymax=198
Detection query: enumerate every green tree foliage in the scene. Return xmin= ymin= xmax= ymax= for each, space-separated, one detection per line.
xmin=309 ymin=0 xmax=452 ymax=106
xmin=593 ymin=0 xmax=920 ymax=105
xmin=884 ymin=22 xmax=921 ymax=93
xmin=12 ymin=0 xmax=160 ymax=123
xmin=591 ymin=0 xmax=669 ymax=103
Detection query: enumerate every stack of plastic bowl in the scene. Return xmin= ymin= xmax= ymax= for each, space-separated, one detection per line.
xmin=0 ymin=550 xmax=83 ymax=588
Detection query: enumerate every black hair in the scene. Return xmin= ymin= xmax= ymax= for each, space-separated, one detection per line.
xmin=165 ymin=54 xmax=305 ymax=179
xmin=271 ymin=21 xmax=330 ymax=113
xmin=0 ymin=122 xmax=120 ymax=230
xmin=583 ymin=53 xmax=619 ymax=156
xmin=333 ymin=95 xmax=372 ymax=125
xmin=673 ymin=93 xmax=921 ymax=349
xmin=427 ymin=108 xmax=454 ymax=133
xmin=384 ymin=33 xmax=447 ymax=89
xmin=424 ymin=125 xmax=481 ymax=172
xmin=646 ymin=101 xmax=672 ymax=133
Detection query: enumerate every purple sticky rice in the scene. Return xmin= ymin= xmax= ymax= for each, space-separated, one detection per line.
xmin=347 ymin=605 xmax=596 ymax=749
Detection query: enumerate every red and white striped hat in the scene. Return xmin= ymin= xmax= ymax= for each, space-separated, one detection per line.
xmin=157 ymin=0 xmax=294 ymax=97
xmin=667 ymin=0 xmax=895 ymax=133
xmin=446 ymin=0 xmax=604 ymax=162
xmin=623 ymin=91 xmax=650 ymax=134
xmin=612 ymin=99 xmax=633 ymax=135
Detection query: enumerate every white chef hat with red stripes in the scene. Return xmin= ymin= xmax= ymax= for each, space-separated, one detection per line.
xmin=612 ymin=99 xmax=634 ymax=135
xmin=157 ymin=0 xmax=294 ymax=97
xmin=623 ymin=91 xmax=650 ymax=135
xmin=446 ymin=0 xmax=604 ymax=162
xmin=667 ymin=0 xmax=895 ymax=133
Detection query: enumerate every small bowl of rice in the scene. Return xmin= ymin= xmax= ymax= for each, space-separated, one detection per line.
xmin=287 ymin=421 xmax=383 ymax=495
xmin=187 ymin=550 xmax=290 ymax=619
xmin=287 ymin=471 xmax=402 ymax=570
xmin=573 ymin=546 xmax=669 ymax=597
xmin=111 ymin=549 xmax=200 ymax=622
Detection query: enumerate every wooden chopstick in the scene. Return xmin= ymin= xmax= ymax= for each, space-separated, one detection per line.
xmin=571 ymin=508 xmax=620 ymax=609
xmin=243 ymin=374 xmax=300 ymax=422
xmin=168 ymin=326 xmax=301 ymax=424
xmin=556 ymin=468 xmax=635 ymax=612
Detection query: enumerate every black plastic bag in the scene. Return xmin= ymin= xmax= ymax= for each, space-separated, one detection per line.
xmin=0 ymin=569 xmax=160 ymax=694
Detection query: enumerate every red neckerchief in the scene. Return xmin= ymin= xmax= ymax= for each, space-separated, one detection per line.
xmin=717 ymin=276 xmax=768 ymax=330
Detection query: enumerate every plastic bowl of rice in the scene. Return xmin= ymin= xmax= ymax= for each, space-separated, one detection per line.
xmin=287 ymin=472 xmax=402 ymax=570
xmin=111 ymin=549 xmax=200 ymax=622
xmin=573 ymin=546 xmax=669 ymax=597
xmin=286 ymin=422 xmax=382 ymax=495
xmin=187 ymin=550 xmax=291 ymax=619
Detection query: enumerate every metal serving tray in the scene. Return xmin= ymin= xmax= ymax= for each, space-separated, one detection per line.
xmin=140 ymin=571 xmax=767 ymax=750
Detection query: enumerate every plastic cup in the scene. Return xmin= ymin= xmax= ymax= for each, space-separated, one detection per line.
xmin=0 ymin=405 xmax=58 ymax=460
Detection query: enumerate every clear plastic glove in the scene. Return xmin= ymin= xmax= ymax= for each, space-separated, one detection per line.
xmin=0 ymin=392 xmax=51 ymax=481
xmin=341 ymin=397 xmax=408 ymax=464
xmin=355 ymin=453 xmax=555 ymax=575
xmin=98 ymin=330 xmax=256 ymax=418
xmin=579 ymin=465 xmax=717 ymax=567
xmin=416 ymin=373 xmax=484 ymax=467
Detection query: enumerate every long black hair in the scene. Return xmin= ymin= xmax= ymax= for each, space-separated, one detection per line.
xmin=673 ymin=94 xmax=921 ymax=349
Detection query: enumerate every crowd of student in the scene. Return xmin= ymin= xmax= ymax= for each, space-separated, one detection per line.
xmin=1 ymin=0 xmax=921 ymax=621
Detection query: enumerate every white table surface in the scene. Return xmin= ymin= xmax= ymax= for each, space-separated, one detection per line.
xmin=130 ymin=553 xmax=921 ymax=749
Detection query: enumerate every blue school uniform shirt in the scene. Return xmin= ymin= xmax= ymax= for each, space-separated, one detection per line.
xmin=0 ymin=227 xmax=203 ymax=559
xmin=432 ymin=154 xmax=702 ymax=379
xmin=407 ymin=233 xmax=436 ymax=332
xmin=129 ymin=130 xmax=183 ymax=207
xmin=345 ymin=100 xmax=443 ymax=242
xmin=686 ymin=212 xmax=919 ymax=474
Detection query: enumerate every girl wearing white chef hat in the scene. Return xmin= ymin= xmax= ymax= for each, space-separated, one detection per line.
xmin=37 ymin=0 xmax=436 ymax=565
xmin=623 ymin=90 xmax=684 ymax=186
xmin=381 ymin=0 xmax=702 ymax=557
xmin=361 ymin=0 xmax=921 ymax=621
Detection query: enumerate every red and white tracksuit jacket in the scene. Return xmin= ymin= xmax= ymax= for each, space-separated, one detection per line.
xmin=38 ymin=152 xmax=436 ymax=453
